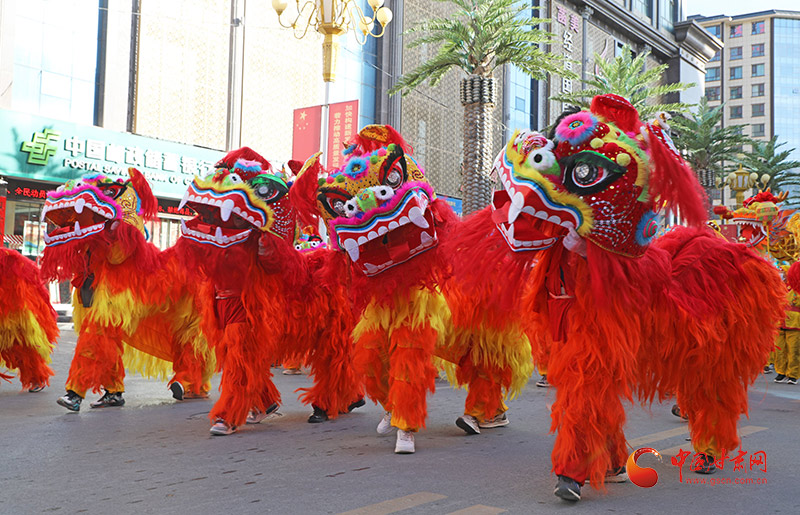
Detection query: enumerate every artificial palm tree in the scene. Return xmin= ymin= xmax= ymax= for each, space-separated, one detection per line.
xmin=389 ymin=0 xmax=571 ymax=215
xmin=551 ymin=45 xmax=693 ymax=119
xmin=670 ymin=97 xmax=754 ymax=192
xmin=737 ymin=137 xmax=800 ymax=195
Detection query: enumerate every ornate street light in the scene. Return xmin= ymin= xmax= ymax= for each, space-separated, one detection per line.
xmin=272 ymin=0 xmax=393 ymax=166
xmin=718 ymin=164 xmax=769 ymax=209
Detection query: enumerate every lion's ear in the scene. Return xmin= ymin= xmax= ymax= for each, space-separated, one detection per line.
xmin=290 ymin=152 xmax=323 ymax=227
xmin=127 ymin=167 xmax=158 ymax=220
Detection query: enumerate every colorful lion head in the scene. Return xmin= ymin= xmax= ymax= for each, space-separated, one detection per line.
xmin=294 ymin=225 xmax=326 ymax=253
xmin=42 ymin=168 xmax=157 ymax=247
xmin=730 ymin=190 xmax=799 ymax=261
xmin=179 ymin=147 xmax=295 ymax=248
xmin=293 ymin=125 xmax=438 ymax=276
xmin=492 ymin=94 xmax=706 ymax=257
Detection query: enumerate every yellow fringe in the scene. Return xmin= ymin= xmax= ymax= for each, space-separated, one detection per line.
xmin=122 ymin=344 xmax=172 ymax=381
xmin=354 ymin=288 xmax=452 ymax=345
xmin=0 ymin=310 xmax=54 ymax=364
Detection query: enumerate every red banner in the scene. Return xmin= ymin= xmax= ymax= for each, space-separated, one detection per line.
xmin=327 ymin=100 xmax=359 ymax=170
xmin=0 ymin=196 xmax=6 ymax=240
xmin=292 ymin=105 xmax=322 ymax=163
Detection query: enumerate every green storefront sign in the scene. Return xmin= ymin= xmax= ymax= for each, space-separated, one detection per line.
xmin=1 ymin=109 xmax=225 ymax=200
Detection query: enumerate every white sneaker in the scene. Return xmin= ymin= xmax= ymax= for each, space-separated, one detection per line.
xmin=245 ymin=403 xmax=279 ymax=424
xmin=478 ymin=412 xmax=509 ymax=428
xmin=209 ymin=419 xmax=237 ymax=435
xmin=376 ymin=411 xmax=393 ymax=435
xmin=456 ymin=415 xmax=481 ymax=435
xmin=394 ymin=429 xmax=415 ymax=454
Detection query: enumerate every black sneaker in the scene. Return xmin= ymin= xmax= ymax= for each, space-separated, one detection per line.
xmin=671 ymin=404 xmax=688 ymax=420
xmin=90 ymin=391 xmax=125 ymax=408
xmin=694 ymin=453 xmax=716 ymax=474
xmin=170 ymin=381 xmax=184 ymax=401
xmin=57 ymin=390 xmax=83 ymax=412
xmin=788 ymin=377 xmax=798 ymax=385
xmin=347 ymin=397 xmax=366 ymax=412
xmin=536 ymin=375 xmax=549 ymax=388
xmin=307 ymin=404 xmax=329 ymax=423
xmin=554 ymin=475 xmax=581 ymax=502
xmin=763 ymin=365 xmax=773 ymax=374
xmin=774 ymin=374 xmax=788 ymax=383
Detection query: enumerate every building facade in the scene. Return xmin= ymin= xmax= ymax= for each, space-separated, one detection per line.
xmin=1 ymin=0 xmax=720 ymax=255
xmin=694 ymin=10 xmax=800 ymax=205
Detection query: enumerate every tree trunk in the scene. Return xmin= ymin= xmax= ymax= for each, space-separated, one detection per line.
xmin=460 ymin=75 xmax=496 ymax=216
xmin=695 ymin=168 xmax=717 ymax=215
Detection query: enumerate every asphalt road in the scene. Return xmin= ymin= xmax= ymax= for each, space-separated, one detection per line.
xmin=1 ymin=328 xmax=798 ymax=515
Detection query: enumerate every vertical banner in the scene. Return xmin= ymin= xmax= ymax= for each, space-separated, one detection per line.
xmin=327 ymin=100 xmax=359 ymax=170
xmin=292 ymin=105 xmax=323 ymax=163
xmin=0 ymin=196 xmax=6 ymax=241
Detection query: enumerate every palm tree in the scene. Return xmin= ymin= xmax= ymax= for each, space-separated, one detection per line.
xmin=671 ymin=97 xmax=754 ymax=192
xmin=389 ymin=0 xmax=572 ymax=215
xmin=551 ymin=45 xmax=694 ymax=119
xmin=737 ymin=137 xmax=800 ymax=195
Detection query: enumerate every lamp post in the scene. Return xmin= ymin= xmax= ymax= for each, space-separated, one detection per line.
xmin=719 ymin=164 xmax=769 ymax=209
xmin=272 ymin=0 xmax=393 ymax=167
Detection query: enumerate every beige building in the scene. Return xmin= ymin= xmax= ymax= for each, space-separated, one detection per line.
xmin=694 ymin=10 xmax=800 ymax=206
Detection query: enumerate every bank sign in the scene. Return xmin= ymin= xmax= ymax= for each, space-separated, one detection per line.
xmin=0 ymin=110 xmax=225 ymax=200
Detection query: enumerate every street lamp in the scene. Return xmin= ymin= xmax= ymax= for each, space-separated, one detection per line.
xmin=718 ymin=164 xmax=769 ymax=209
xmin=272 ymin=0 xmax=393 ymax=166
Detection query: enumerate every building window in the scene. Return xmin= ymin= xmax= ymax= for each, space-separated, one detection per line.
xmin=706 ymin=24 xmax=721 ymax=38
xmin=729 ymin=86 xmax=743 ymax=99
xmin=752 ymin=43 xmax=765 ymax=57
xmin=658 ymin=0 xmax=676 ymax=32
xmin=730 ymin=24 xmax=743 ymax=37
xmin=706 ymin=67 xmax=720 ymax=81
xmin=752 ymin=21 xmax=765 ymax=34
xmin=730 ymin=66 xmax=742 ymax=80
xmin=752 ymin=63 xmax=765 ymax=77
xmin=709 ymin=50 xmax=720 ymax=62
xmin=730 ymin=47 xmax=742 ymax=60
xmin=730 ymin=106 xmax=743 ymax=119
xmin=752 ymin=83 xmax=765 ymax=97
xmin=705 ymin=86 xmax=721 ymax=101
xmin=752 ymin=103 xmax=765 ymax=117
xmin=752 ymin=123 xmax=766 ymax=137
xmin=631 ymin=0 xmax=653 ymax=19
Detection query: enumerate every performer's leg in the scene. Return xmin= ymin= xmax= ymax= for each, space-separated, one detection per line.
xmin=209 ymin=322 xmax=280 ymax=431
xmin=785 ymin=329 xmax=800 ymax=381
xmin=0 ymin=339 xmax=54 ymax=390
xmin=387 ymin=324 xmax=437 ymax=432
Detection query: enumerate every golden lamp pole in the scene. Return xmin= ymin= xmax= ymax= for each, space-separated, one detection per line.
xmin=718 ymin=164 xmax=769 ymax=209
xmin=272 ymin=0 xmax=393 ymax=167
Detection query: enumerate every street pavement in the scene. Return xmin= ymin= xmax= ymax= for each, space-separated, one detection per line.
xmin=1 ymin=328 xmax=798 ymax=514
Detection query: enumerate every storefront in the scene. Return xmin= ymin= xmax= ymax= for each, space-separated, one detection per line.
xmin=1 ymin=109 xmax=225 ymax=255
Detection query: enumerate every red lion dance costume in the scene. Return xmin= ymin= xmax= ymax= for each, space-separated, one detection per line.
xmin=177 ymin=148 xmax=363 ymax=434
xmin=292 ymin=125 xmax=457 ymax=454
xmin=451 ymin=94 xmax=784 ymax=501
xmin=40 ymin=170 xmax=215 ymax=411
xmin=0 ymin=249 xmax=59 ymax=391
